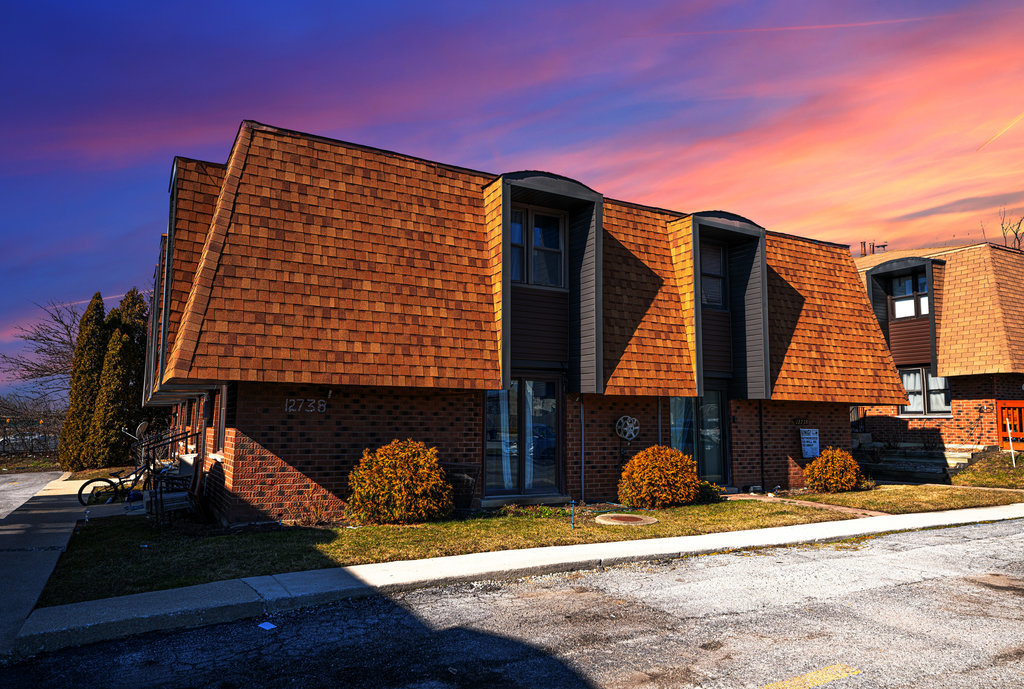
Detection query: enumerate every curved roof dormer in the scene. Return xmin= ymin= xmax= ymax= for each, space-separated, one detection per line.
xmin=499 ymin=170 xmax=602 ymax=210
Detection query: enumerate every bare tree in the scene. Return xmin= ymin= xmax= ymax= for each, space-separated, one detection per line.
xmin=0 ymin=392 xmax=63 ymax=456
xmin=0 ymin=300 xmax=81 ymax=405
xmin=1000 ymin=208 xmax=1024 ymax=249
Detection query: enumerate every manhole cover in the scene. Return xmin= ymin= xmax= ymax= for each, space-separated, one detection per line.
xmin=595 ymin=513 xmax=658 ymax=526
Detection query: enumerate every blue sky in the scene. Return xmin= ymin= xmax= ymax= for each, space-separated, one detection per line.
xmin=2 ymin=0 xmax=1022 ymax=393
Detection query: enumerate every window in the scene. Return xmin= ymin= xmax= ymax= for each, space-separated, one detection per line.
xmin=700 ymin=242 xmax=725 ymax=308
xmin=891 ymin=272 xmax=928 ymax=319
xmin=510 ymin=207 xmax=565 ymax=288
xmin=669 ymin=397 xmax=696 ymax=459
xmin=899 ymin=367 xmax=951 ymax=415
xmin=484 ymin=377 xmax=560 ymax=494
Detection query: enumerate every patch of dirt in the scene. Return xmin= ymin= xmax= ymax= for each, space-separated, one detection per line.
xmin=971 ymin=573 xmax=1024 ymax=597
xmin=607 ymin=665 xmax=700 ymax=688
xmin=994 ymin=646 xmax=1024 ymax=663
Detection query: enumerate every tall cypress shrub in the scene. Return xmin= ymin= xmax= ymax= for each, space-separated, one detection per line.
xmin=106 ymin=288 xmax=148 ymax=433
xmin=58 ymin=293 xmax=107 ymax=471
xmin=85 ymin=329 xmax=133 ymax=468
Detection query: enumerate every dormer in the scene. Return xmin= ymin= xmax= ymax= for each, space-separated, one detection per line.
xmin=485 ymin=172 xmax=603 ymax=393
xmin=865 ymin=256 xmax=944 ymax=372
xmin=691 ymin=212 xmax=770 ymax=399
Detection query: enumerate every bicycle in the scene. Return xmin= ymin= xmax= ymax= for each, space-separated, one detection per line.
xmin=77 ymin=422 xmax=162 ymax=507
xmin=76 ymin=461 xmax=154 ymax=507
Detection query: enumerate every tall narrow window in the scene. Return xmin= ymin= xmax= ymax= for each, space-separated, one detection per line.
xmin=700 ymin=242 xmax=725 ymax=307
xmin=510 ymin=209 xmax=525 ymax=282
xmin=484 ymin=377 xmax=560 ymax=495
xmin=532 ymin=214 xmax=563 ymax=287
xmin=510 ymin=207 xmax=565 ymax=288
xmin=669 ymin=397 xmax=696 ymax=458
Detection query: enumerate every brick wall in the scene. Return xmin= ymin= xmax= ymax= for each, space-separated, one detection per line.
xmin=206 ymin=383 xmax=483 ymax=523
xmin=862 ymin=374 xmax=1024 ymax=449
xmin=729 ymin=400 xmax=851 ymax=490
xmin=191 ymin=382 xmax=859 ymax=522
xmin=565 ymin=394 xmax=662 ymax=502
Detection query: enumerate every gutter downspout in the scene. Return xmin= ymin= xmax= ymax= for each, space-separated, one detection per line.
xmin=658 ymin=397 xmax=662 ymax=445
xmin=759 ymin=399 xmax=766 ymax=493
xmin=580 ymin=396 xmax=586 ymax=504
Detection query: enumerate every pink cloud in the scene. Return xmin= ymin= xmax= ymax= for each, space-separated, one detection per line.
xmin=505 ymin=9 xmax=1024 ymax=251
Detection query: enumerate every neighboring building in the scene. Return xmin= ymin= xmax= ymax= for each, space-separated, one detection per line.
xmin=854 ymin=243 xmax=1024 ymax=455
xmin=144 ymin=121 xmax=905 ymax=524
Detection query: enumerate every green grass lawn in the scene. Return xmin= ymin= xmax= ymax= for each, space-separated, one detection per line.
xmin=797 ymin=484 xmax=1024 ymax=514
xmin=951 ymin=453 xmax=1024 ymax=490
xmin=39 ymin=500 xmax=851 ymax=607
xmin=0 ymin=454 xmax=60 ymax=473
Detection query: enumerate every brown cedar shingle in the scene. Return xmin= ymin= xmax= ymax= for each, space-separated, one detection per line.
xmin=160 ymin=121 xmax=903 ymax=404
xmin=768 ymin=233 xmax=906 ymax=404
xmin=855 ymin=242 xmax=1024 ymax=376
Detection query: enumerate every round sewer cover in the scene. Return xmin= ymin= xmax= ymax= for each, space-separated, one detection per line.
xmin=595 ymin=513 xmax=658 ymax=526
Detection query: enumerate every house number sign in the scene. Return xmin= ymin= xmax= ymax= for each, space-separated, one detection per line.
xmin=284 ymin=398 xmax=327 ymax=413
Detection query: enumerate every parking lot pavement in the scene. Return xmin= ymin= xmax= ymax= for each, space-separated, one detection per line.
xmin=7 ymin=518 xmax=1024 ymax=688
xmin=0 ymin=471 xmax=62 ymax=520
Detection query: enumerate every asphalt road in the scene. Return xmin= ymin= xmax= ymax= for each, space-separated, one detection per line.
xmin=0 ymin=471 xmax=61 ymax=520
xmin=6 ymin=519 xmax=1024 ymax=688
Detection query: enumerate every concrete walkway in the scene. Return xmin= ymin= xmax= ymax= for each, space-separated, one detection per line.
xmin=0 ymin=474 xmax=128 ymax=659
xmin=5 ymin=490 xmax=1024 ymax=662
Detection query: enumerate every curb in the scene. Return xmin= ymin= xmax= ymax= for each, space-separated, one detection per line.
xmin=11 ymin=502 xmax=1024 ymax=660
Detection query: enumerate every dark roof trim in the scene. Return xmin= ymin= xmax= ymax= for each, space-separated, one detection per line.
xmin=692 ymin=210 xmax=764 ymax=230
xmin=501 ymin=171 xmax=602 ymax=201
xmin=693 ymin=212 xmax=764 ymax=238
xmin=865 ymin=256 xmax=946 ymax=278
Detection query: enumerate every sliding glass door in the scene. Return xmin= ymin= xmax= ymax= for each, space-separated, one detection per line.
xmin=485 ymin=376 xmax=560 ymax=495
xmin=669 ymin=383 xmax=729 ymax=485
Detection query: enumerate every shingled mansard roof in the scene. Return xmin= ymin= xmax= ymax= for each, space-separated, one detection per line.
xmin=153 ymin=120 xmax=905 ymax=405
xmin=855 ymin=242 xmax=1024 ymax=376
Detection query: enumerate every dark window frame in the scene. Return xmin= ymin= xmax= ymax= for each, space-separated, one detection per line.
xmin=700 ymin=240 xmax=727 ymax=309
xmin=510 ymin=204 xmax=568 ymax=290
xmin=889 ymin=271 xmax=929 ymax=320
xmin=898 ymin=366 xmax=951 ymax=416
xmin=483 ymin=372 xmax=564 ymax=496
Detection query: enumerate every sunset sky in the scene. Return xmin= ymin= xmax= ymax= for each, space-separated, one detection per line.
xmin=2 ymin=0 xmax=1023 ymax=393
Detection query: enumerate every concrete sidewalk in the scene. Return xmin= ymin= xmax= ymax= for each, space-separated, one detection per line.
xmin=0 ymin=474 xmax=129 ymax=660
xmin=8 ymin=498 xmax=1024 ymax=661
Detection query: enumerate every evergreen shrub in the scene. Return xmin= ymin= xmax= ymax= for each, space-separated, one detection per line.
xmin=85 ymin=329 xmax=134 ymax=469
xmin=347 ymin=439 xmax=453 ymax=524
xmin=617 ymin=445 xmax=700 ymax=509
xmin=694 ymin=480 xmax=725 ymax=504
xmin=803 ymin=446 xmax=863 ymax=493
xmin=59 ymin=293 xmax=107 ymax=471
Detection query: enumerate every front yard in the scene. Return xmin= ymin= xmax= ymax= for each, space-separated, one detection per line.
xmin=951 ymin=452 xmax=1024 ymax=490
xmin=40 ymin=500 xmax=849 ymax=607
xmin=795 ymin=483 xmax=1024 ymax=514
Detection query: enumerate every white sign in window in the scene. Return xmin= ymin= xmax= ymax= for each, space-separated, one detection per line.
xmin=800 ymin=428 xmax=819 ymax=459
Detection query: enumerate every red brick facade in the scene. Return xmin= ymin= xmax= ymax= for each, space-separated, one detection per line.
xmin=201 ymin=383 xmax=483 ymax=523
xmin=729 ymin=400 xmax=851 ymax=490
xmin=862 ymin=373 xmax=1024 ymax=449
xmin=565 ymin=394 xmax=661 ymax=501
xmin=180 ymin=384 xmax=854 ymax=523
